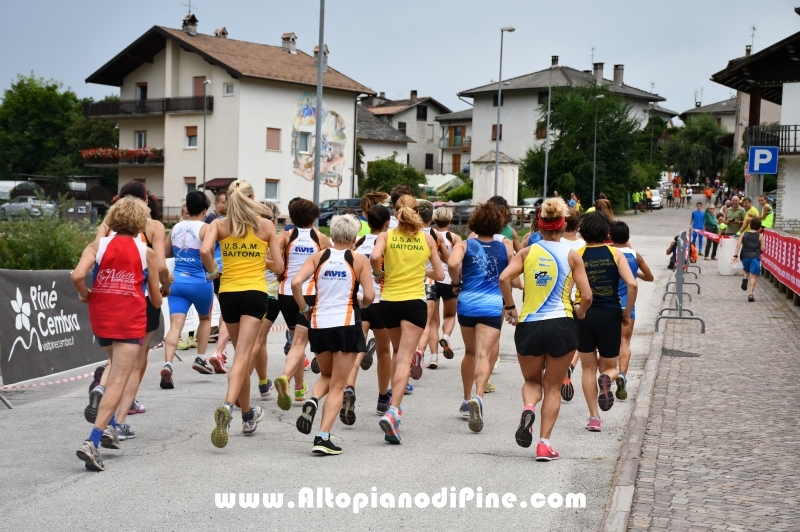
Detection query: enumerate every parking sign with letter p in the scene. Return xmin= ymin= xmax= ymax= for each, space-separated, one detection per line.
xmin=748 ymin=146 xmax=779 ymax=174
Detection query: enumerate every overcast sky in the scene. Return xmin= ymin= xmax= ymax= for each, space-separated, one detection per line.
xmin=3 ymin=0 xmax=798 ymax=115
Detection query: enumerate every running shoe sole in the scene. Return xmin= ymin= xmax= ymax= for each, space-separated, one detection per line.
xmin=427 ymin=357 xmax=438 ymax=369
xmin=615 ymin=376 xmax=628 ymax=400
xmin=274 ymin=376 xmax=292 ymax=411
xmin=561 ymin=377 xmax=574 ymax=402
xmin=76 ymin=443 xmax=104 ymax=472
xmin=100 ymin=429 xmax=120 ymax=450
xmin=339 ymin=391 xmax=356 ymax=426
xmin=536 ymin=452 xmax=560 ymax=462
xmin=467 ymin=399 xmax=484 ymax=433
xmin=515 ymin=409 xmax=536 ymax=448
xmin=598 ymin=374 xmax=614 ymax=412
xmin=410 ymin=352 xmax=423 ymax=380
xmin=439 ymin=338 xmax=454 ymax=359
xmin=192 ymin=360 xmax=213 ymax=374
xmin=209 ymin=357 xmax=227 ymax=374
xmin=361 ymin=339 xmax=376 ymax=371
xmin=160 ymin=368 xmax=174 ymax=389
xmin=296 ymin=400 xmax=317 ymax=435
xmin=312 ymin=442 xmax=342 ymax=455
xmin=84 ymin=388 xmax=103 ymax=424
xmin=379 ymin=417 xmax=402 ymax=444
xmin=211 ymin=407 xmax=231 ymax=448
xmin=310 ymin=357 xmax=320 ymax=374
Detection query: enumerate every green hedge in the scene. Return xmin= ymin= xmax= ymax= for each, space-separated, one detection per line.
xmin=0 ymin=217 xmax=94 ymax=270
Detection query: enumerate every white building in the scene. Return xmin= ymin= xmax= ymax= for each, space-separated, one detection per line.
xmin=435 ymin=109 xmax=472 ymax=176
xmin=458 ymin=56 xmax=667 ymax=203
xmin=363 ymin=92 xmax=451 ymax=175
xmin=82 ymin=16 xmax=374 ymax=213
xmin=356 ymin=107 xmax=414 ymax=174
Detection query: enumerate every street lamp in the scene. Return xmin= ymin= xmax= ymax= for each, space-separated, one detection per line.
xmin=203 ymin=79 xmax=211 ymax=192
xmin=313 ymin=0 xmax=326 ymax=219
xmin=543 ymin=57 xmax=554 ymax=198
xmin=494 ymin=26 xmax=515 ymax=198
xmin=592 ymin=94 xmax=604 ymax=205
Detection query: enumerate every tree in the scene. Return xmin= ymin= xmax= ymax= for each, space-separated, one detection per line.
xmin=361 ymin=154 xmax=425 ymax=194
xmin=519 ymin=85 xmax=642 ymax=207
xmin=664 ymin=114 xmax=728 ymax=182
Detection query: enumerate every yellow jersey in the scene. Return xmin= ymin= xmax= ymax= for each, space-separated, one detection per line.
xmin=381 ymin=228 xmax=429 ymax=301
xmin=520 ymin=240 xmax=574 ymax=322
xmin=219 ymin=229 xmax=268 ymax=293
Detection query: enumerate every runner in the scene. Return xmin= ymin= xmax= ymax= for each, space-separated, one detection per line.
xmin=370 ymin=194 xmax=444 ymax=444
xmin=430 ymin=207 xmax=461 ymax=367
xmin=73 ymin=197 xmax=163 ymax=471
xmin=206 ymin=191 xmax=230 ymax=365
xmin=291 ymin=215 xmax=374 ymax=454
xmin=558 ymin=208 xmax=585 ymax=402
xmin=342 ymin=204 xmax=392 ymax=422
xmin=577 ymin=212 xmax=638 ymax=432
xmin=200 ymin=179 xmax=284 ymax=448
xmin=273 ymin=198 xmax=330 ymax=410
xmin=733 ymin=218 xmax=764 ymax=302
xmin=84 ymin=181 xmax=169 ymax=441
xmin=489 ymin=196 xmax=522 ymax=251
xmin=161 ymin=191 xmax=215 ymax=386
xmin=609 ymin=221 xmax=653 ymax=400
xmin=388 ymin=185 xmax=414 ymax=229
xmin=447 ymin=202 xmax=515 ymax=432
xmin=499 ymin=198 xmax=593 ymax=460
xmin=358 ymin=191 xmax=389 ymax=237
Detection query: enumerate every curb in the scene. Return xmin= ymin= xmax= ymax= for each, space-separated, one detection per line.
xmin=599 ymin=326 xmax=667 ymax=531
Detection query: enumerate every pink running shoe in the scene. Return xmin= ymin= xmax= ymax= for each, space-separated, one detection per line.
xmin=209 ymin=352 xmax=228 ymax=374
xmin=128 ymin=399 xmax=146 ymax=415
xmin=409 ymin=350 xmax=424 ymax=380
xmin=304 ymin=357 xmax=311 ymax=371
xmin=536 ymin=442 xmax=560 ymax=461
xmin=586 ymin=417 xmax=603 ymax=432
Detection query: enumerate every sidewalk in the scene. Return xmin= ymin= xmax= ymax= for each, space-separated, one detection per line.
xmin=629 ymin=266 xmax=800 ymax=531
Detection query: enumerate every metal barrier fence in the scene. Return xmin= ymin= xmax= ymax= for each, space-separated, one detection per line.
xmin=656 ymin=230 xmax=706 ymax=332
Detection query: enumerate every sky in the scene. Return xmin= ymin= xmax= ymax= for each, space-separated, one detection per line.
xmin=2 ymin=0 xmax=799 ymax=116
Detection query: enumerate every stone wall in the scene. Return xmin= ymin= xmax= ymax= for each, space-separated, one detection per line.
xmin=775 ymin=157 xmax=800 ymax=233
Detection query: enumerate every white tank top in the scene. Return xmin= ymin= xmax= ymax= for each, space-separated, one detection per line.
xmin=279 ymin=228 xmax=321 ymax=296
xmin=354 ymin=233 xmax=382 ymax=302
xmin=311 ymin=248 xmax=360 ymax=329
xmin=437 ymin=229 xmax=454 ymax=284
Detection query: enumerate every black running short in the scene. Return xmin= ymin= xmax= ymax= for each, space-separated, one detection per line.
xmin=458 ymin=314 xmax=503 ymax=330
xmin=577 ymin=306 xmax=622 ymax=359
xmin=425 ymin=282 xmax=438 ymax=301
xmin=266 ymin=297 xmax=280 ymax=323
xmin=380 ymin=299 xmax=428 ymax=329
xmin=515 ymin=318 xmax=578 ymax=358
xmin=435 ymin=282 xmax=457 ymax=301
xmin=309 ymin=324 xmax=367 ymax=354
xmin=218 ymin=290 xmax=268 ymax=324
xmin=97 ymin=336 xmax=143 ymax=348
xmin=360 ymin=302 xmax=384 ymax=330
xmin=278 ymin=294 xmax=316 ymax=329
xmin=213 ymin=276 xmax=221 ymax=295
xmin=146 ymin=296 xmax=161 ymax=333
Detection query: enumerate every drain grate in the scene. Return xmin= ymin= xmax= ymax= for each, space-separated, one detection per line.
xmin=662 ymin=348 xmax=700 ymax=358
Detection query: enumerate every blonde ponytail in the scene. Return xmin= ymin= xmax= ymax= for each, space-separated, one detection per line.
xmin=394 ymin=194 xmax=423 ymax=235
xmin=225 ymin=179 xmax=269 ymax=238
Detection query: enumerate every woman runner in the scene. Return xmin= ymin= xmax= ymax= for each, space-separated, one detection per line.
xmin=427 ymin=207 xmax=461 ymax=367
xmin=291 ymin=215 xmax=374 ymax=454
xmin=499 ymin=198 xmax=593 ymax=460
xmin=370 ymin=194 xmax=444 ymax=444
xmin=558 ymin=207 xmax=585 ymax=402
xmin=201 ymin=180 xmax=283 ymax=448
xmin=448 ymin=202 xmax=515 ymax=432
xmin=73 ymin=197 xmax=163 ymax=471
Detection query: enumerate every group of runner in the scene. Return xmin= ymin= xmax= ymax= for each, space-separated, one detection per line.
xmin=72 ymin=180 xmax=653 ymax=470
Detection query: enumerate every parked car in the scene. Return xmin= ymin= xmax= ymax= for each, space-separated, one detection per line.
xmin=0 ymin=196 xmax=58 ymax=220
xmin=765 ymin=189 xmax=776 ymax=209
xmin=649 ymin=189 xmax=664 ymax=209
xmin=520 ymin=197 xmax=544 ymax=221
xmin=452 ymin=199 xmax=475 ymax=224
xmin=318 ymin=198 xmax=362 ymax=226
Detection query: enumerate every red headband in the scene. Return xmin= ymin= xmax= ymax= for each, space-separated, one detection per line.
xmin=537 ymin=212 xmax=566 ymax=231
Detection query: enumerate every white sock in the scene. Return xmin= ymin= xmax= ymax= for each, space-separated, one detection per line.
xmin=539 ymin=438 xmax=550 ymax=445
xmin=442 ymin=333 xmax=450 ymax=341
xmin=164 ymin=362 xmax=173 ymax=370
xmin=197 ymin=354 xmax=206 ymax=361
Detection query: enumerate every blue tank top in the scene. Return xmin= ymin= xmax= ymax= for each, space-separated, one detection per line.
xmin=457 ymin=238 xmax=508 ymax=318
xmin=171 ymin=220 xmax=210 ymax=284
xmin=617 ymin=247 xmax=638 ymax=310
xmin=578 ymin=245 xmax=621 ymax=309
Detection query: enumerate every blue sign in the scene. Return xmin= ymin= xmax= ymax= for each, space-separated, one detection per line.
xmin=748 ymin=146 xmax=779 ymax=174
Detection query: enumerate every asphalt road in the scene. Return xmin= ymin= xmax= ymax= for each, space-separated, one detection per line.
xmin=0 ymin=206 xmax=689 ymax=532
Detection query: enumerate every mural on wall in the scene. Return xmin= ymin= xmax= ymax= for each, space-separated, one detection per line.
xmin=292 ymin=92 xmax=347 ymax=184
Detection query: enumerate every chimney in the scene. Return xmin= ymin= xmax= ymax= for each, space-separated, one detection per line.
xmin=593 ymin=62 xmax=604 ymax=84
xmin=745 ymin=45 xmax=752 ymax=56
xmin=379 ymin=91 xmax=385 ymax=99
xmin=551 ymin=55 xmax=559 ymax=67
xmin=695 ymin=101 xmax=702 ymax=108
xmin=410 ymin=90 xmax=418 ymax=101
xmin=613 ymin=64 xmax=624 ymax=86
xmin=281 ymin=32 xmax=297 ymax=54
xmin=182 ymin=13 xmax=199 ymax=34
xmin=314 ymin=44 xmax=329 ymax=71
xmin=214 ymin=27 xmax=228 ymax=38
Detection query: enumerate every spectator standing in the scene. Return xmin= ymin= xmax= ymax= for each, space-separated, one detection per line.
xmin=725 ymin=196 xmax=747 ymax=237
xmin=703 ymin=205 xmax=719 ymax=260
xmin=632 ymin=190 xmax=641 ymax=214
xmin=645 ymin=187 xmax=653 ymax=212
xmin=759 ymin=194 xmax=774 ymax=229
xmin=690 ymin=202 xmax=705 ymax=254
xmin=704 ymin=186 xmax=713 ymax=205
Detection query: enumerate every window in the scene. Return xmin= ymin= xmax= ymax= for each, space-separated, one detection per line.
xmin=397 ymin=121 xmax=407 ymax=135
xmin=406 ymin=153 xmax=410 ymax=165
xmin=493 ymin=94 xmax=505 ymax=107
xmin=186 ymin=126 xmax=198 ymax=148
xmin=425 ymin=153 xmax=434 ymax=170
xmin=427 ymin=124 xmax=434 ymax=141
xmin=136 ymin=83 xmax=147 ymax=101
xmin=298 ymin=132 xmax=311 ymax=153
xmin=416 ymin=105 xmax=428 ymax=121
xmin=224 ymin=83 xmax=234 ymax=96
xmin=491 ymin=124 xmax=503 ymax=141
xmin=536 ymin=121 xmax=547 ymax=140
xmin=134 ymin=131 xmax=147 ymax=148
xmin=266 ymin=128 xmax=281 ymax=151
xmin=265 ymin=180 xmax=279 ymax=200
xmin=184 ymin=177 xmax=196 ymax=196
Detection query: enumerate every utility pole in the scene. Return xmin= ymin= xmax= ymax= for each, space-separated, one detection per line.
xmin=543 ymin=59 xmax=554 ymax=197
xmin=494 ymin=27 xmax=515 ymax=197
xmin=313 ymin=0 xmax=326 ymax=214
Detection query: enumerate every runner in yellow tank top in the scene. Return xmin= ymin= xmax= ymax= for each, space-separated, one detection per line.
xmin=381 ymin=227 xmax=431 ymax=300
xmin=201 ymin=179 xmax=283 ymax=449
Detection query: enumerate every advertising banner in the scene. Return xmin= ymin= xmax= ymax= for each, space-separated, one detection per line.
xmin=762 ymin=230 xmax=800 ymax=295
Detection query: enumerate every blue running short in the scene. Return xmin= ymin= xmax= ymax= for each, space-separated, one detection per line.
xmin=741 ymin=258 xmax=761 ymax=275
xmin=168 ymin=282 xmax=214 ymax=316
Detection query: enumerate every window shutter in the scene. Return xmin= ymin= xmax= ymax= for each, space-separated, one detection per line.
xmin=186 ymin=126 xmax=198 ymax=137
xmin=267 ymin=128 xmax=281 ymax=150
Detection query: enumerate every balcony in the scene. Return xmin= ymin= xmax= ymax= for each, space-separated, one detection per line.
xmin=438 ymin=162 xmax=470 ymax=175
xmin=745 ymin=125 xmax=800 ymax=155
xmin=439 ymin=136 xmax=472 ymax=152
xmin=81 ymin=148 xmax=165 ymax=168
xmin=83 ymin=97 xmax=214 ymax=118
